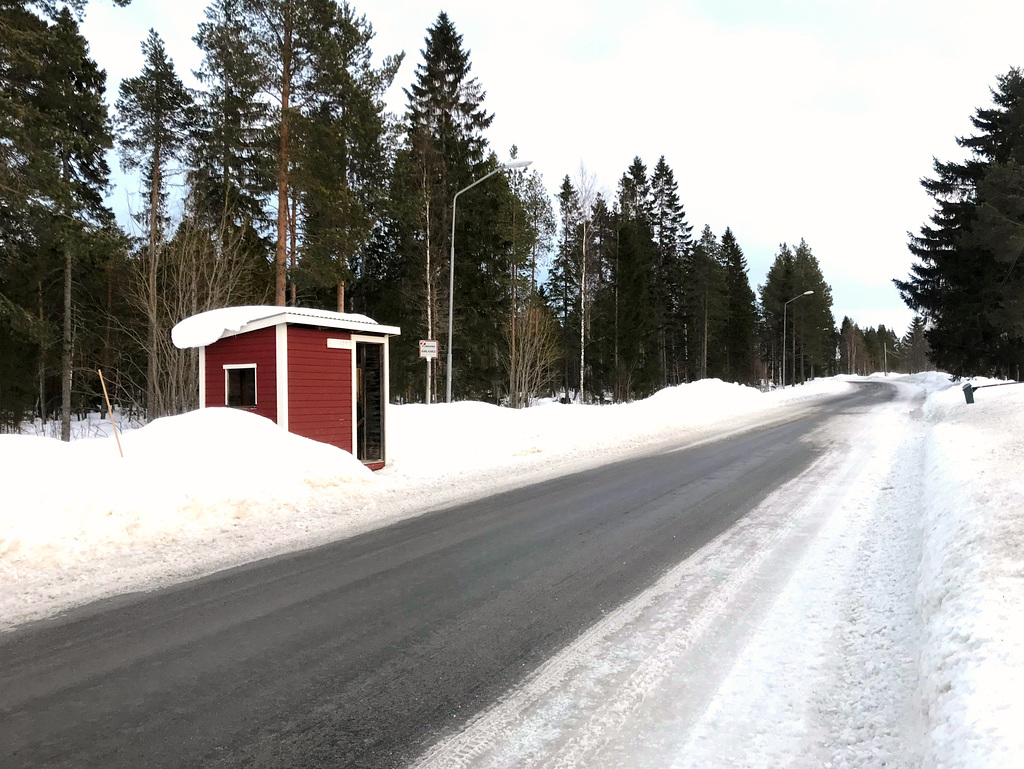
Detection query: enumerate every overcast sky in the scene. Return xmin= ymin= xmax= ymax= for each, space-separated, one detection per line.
xmin=80 ymin=0 xmax=1024 ymax=333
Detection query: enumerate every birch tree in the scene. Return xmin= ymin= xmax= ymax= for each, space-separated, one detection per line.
xmin=575 ymin=163 xmax=597 ymax=402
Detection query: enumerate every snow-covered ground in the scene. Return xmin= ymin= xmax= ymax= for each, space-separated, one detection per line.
xmin=2 ymin=372 xmax=1022 ymax=768
xmin=0 ymin=377 xmax=850 ymax=630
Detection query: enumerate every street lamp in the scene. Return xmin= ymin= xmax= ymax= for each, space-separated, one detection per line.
xmin=446 ymin=159 xmax=533 ymax=403
xmin=782 ymin=290 xmax=813 ymax=388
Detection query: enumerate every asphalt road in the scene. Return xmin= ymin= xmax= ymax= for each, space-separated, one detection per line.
xmin=0 ymin=382 xmax=895 ymax=768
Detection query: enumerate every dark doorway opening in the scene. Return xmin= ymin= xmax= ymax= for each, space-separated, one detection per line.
xmin=356 ymin=342 xmax=384 ymax=464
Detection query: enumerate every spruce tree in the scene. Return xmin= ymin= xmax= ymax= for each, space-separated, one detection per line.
xmin=38 ymin=8 xmax=114 ymax=438
xmin=396 ymin=11 xmax=501 ymax=401
xmin=901 ymin=315 xmax=930 ymax=373
xmin=115 ymin=29 xmax=194 ymax=418
xmin=0 ymin=2 xmax=56 ymax=415
xmin=897 ymin=68 xmax=1024 ymax=376
xmin=761 ymin=240 xmax=836 ymax=384
xmin=614 ymin=159 xmax=658 ymax=397
xmin=720 ymin=227 xmax=757 ymax=384
xmin=686 ymin=225 xmax=727 ymax=380
xmin=759 ymin=243 xmax=795 ymax=385
xmin=839 ymin=316 xmax=868 ymax=375
xmin=791 ymin=239 xmax=836 ymax=379
xmin=586 ymin=193 xmax=618 ymax=398
xmin=649 ymin=156 xmax=690 ymax=385
xmin=1 ymin=1 xmax=130 ymax=429
xmin=547 ymin=175 xmax=581 ymax=399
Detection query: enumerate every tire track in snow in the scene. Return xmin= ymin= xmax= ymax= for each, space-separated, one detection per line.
xmin=412 ymin=390 xmax=923 ymax=769
xmin=411 ymin=420 xmax=873 ymax=768
xmin=667 ymin=392 xmax=924 ymax=769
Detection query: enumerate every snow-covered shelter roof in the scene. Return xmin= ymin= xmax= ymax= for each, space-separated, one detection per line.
xmin=172 ymin=306 xmax=401 ymax=349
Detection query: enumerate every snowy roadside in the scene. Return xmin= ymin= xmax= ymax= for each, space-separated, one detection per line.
xmin=917 ymin=378 xmax=1024 ymax=768
xmin=410 ymin=371 xmax=1024 ymax=769
xmin=3 ymin=373 xmax=1022 ymax=767
xmin=0 ymin=378 xmax=850 ymax=631
xmin=412 ymin=376 xmax=929 ymax=769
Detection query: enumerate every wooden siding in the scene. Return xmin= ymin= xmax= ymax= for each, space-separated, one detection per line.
xmin=287 ymin=327 xmax=353 ymax=452
xmin=204 ymin=326 xmax=278 ymax=424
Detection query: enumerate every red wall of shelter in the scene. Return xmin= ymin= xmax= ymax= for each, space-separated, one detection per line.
xmin=204 ymin=326 xmax=277 ymax=424
xmin=287 ymin=326 xmax=353 ymax=453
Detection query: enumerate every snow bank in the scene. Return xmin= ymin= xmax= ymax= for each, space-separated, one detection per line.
xmin=387 ymin=377 xmax=852 ymax=482
xmin=1 ymin=378 xmax=850 ymax=629
xmin=1 ymin=409 xmax=373 ymax=626
xmin=918 ymin=377 xmax=1024 ymax=767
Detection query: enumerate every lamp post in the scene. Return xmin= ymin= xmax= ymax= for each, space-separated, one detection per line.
xmin=782 ymin=290 xmax=813 ymax=388
xmin=446 ymin=159 xmax=532 ymax=403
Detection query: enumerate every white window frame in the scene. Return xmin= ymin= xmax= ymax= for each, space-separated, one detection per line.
xmin=224 ymin=363 xmax=257 ymax=408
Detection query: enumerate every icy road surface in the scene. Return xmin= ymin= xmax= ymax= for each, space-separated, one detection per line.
xmin=414 ymin=380 xmax=925 ymax=769
xmin=1 ymin=383 xmax=902 ymax=768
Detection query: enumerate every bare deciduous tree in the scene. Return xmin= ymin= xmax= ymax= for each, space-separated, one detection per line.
xmin=503 ymin=301 xmax=560 ymax=408
xmin=575 ymin=162 xmax=597 ymax=403
xmin=125 ymin=211 xmax=271 ymax=417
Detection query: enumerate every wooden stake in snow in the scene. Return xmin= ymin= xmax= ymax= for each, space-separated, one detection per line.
xmin=98 ymin=369 xmax=124 ymax=458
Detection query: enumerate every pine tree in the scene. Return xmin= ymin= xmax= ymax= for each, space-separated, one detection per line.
xmin=191 ymin=0 xmax=273 ymax=228
xmin=290 ymin=2 xmax=401 ymax=312
xmin=238 ymin=0 xmax=340 ymax=305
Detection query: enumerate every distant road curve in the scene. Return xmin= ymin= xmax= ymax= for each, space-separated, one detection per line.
xmin=0 ymin=381 xmax=896 ymax=769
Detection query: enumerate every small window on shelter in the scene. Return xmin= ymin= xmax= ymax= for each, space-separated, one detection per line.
xmin=225 ymin=365 xmax=257 ymax=408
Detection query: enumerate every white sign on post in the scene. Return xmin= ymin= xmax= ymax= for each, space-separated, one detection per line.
xmin=419 ymin=339 xmax=438 ymax=360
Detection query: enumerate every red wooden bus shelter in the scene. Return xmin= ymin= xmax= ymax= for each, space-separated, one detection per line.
xmin=172 ymin=306 xmax=400 ymax=470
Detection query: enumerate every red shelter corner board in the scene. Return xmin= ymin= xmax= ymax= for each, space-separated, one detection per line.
xmin=172 ymin=306 xmax=400 ymax=470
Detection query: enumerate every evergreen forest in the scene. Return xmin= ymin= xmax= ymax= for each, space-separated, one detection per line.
xmin=3 ymin=1 xmax=928 ymax=436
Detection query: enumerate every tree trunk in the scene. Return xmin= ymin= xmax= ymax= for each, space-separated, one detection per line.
xmin=274 ymin=12 xmax=293 ymax=307
xmin=147 ymin=149 xmax=162 ymax=418
xmin=289 ymin=191 xmax=298 ymax=305
xmin=424 ymin=174 xmax=433 ymax=404
xmin=701 ymin=289 xmax=709 ymax=379
xmin=579 ymin=220 xmax=587 ymax=404
xmin=38 ymin=282 xmax=46 ymax=420
xmin=614 ymin=227 xmax=619 ymax=401
xmin=61 ymin=237 xmax=73 ymax=442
